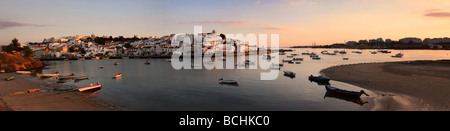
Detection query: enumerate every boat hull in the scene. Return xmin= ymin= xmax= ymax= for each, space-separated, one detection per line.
xmin=325 ymin=85 xmax=364 ymax=98
xmin=78 ymin=84 xmax=102 ymax=92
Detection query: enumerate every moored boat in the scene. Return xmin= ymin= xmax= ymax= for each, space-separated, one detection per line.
xmin=16 ymin=71 xmax=32 ymax=74
xmin=114 ymin=61 xmax=119 ymax=65
xmin=308 ymin=75 xmax=330 ymax=82
xmin=74 ymin=76 xmax=89 ymax=82
xmin=37 ymin=71 xmax=60 ymax=78
xmin=145 ymin=60 xmax=151 ymax=65
xmin=5 ymin=76 xmax=14 ymax=81
xmin=58 ymin=74 xmax=76 ymax=80
xmin=113 ymin=73 xmax=122 ymax=78
xmin=219 ymin=78 xmax=239 ymax=85
xmin=78 ymin=83 xmax=102 ymax=92
xmin=325 ymin=85 xmax=369 ymax=98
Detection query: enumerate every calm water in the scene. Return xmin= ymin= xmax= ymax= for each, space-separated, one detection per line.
xmin=43 ymin=49 xmax=450 ymax=111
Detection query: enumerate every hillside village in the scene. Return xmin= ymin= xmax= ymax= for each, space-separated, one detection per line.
xmin=12 ymin=30 xmax=258 ymax=59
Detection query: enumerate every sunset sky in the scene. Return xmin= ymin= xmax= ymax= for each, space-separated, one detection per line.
xmin=1 ymin=0 xmax=450 ymax=47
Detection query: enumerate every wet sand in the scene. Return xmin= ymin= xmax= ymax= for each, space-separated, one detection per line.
xmin=0 ymin=73 xmax=122 ymax=111
xmin=322 ymin=60 xmax=450 ymax=111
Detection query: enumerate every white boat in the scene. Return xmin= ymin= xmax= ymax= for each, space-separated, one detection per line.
xmin=113 ymin=73 xmax=122 ymax=79
xmin=219 ymin=78 xmax=239 ymax=85
xmin=37 ymin=71 xmax=60 ymax=78
xmin=78 ymin=83 xmax=102 ymax=92
xmin=16 ymin=71 xmax=32 ymax=74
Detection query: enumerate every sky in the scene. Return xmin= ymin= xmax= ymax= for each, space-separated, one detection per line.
xmin=1 ymin=0 xmax=450 ymax=47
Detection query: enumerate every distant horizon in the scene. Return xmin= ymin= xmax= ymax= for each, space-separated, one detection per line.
xmin=1 ymin=0 xmax=450 ymax=47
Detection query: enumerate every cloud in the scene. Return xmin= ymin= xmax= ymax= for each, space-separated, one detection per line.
xmin=425 ymin=12 xmax=450 ymax=17
xmin=0 ymin=19 xmax=46 ymax=29
xmin=253 ymin=1 xmax=262 ymax=5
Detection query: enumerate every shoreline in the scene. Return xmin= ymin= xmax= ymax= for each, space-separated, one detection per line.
xmin=321 ymin=60 xmax=450 ymax=111
xmin=0 ymin=73 xmax=123 ymax=111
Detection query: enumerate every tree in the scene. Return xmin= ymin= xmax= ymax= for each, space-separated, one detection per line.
xmin=22 ymin=46 xmax=33 ymax=57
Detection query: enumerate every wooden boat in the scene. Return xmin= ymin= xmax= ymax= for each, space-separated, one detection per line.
xmin=37 ymin=71 xmax=60 ymax=78
xmin=58 ymin=74 xmax=76 ymax=80
xmin=283 ymin=71 xmax=295 ymax=76
xmin=16 ymin=71 xmax=32 ymax=74
xmin=325 ymin=85 xmax=369 ymax=98
xmin=5 ymin=76 xmax=14 ymax=81
xmin=78 ymin=83 xmax=102 ymax=92
xmin=219 ymin=78 xmax=239 ymax=85
xmin=113 ymin=73 xmax=122 ymax=79
xmin=74 ymin=76 xmax=89 ymax=82
xmin=283 ymin=70 xmax=296 ymax=79
xmin=309 ymin=75 xmax=330 ymax=82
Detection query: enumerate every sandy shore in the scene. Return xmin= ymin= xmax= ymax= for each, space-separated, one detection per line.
xmin=322 ymin=60 xmax=450 ymax=111
xmin=0 ymin=73 xmax=122 ymax=111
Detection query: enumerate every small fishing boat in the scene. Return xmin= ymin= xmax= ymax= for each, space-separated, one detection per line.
xmin=282 ymin=60 xmax=293 ymax=63
xmin=293 ymin=58 xmax=304 ymax=61
xmin=295 ymin=62 xmax=302 ymax=64
xmin=113 ymin=73 xmax=122 ymax=79
xmin=58 ymin=74 xmax=76 ymax=80
xmin=312 ymin=57 xmax=321 ymax=60
xmin=343 ymin=58 xmax=349 ymax=60
xmin=0 ymin=69 xmax=5 ymax=73
xmin=74 ymin=76 xmax=89 ymax=82
xmin=309 ymin=75 xmax=330 ymax=82
xmin=99 ymin=66 xmax=104 ymax=68
xmin=392 ymin=53 xmax=404 ymax=58
xmin=16 ymin=71 xmax=32 ymax=74
xmin=339 ymin=51 xmax=347 ymax=54
xmin=5 ymin=76 xmax=14 ymax=81
xmin=283 ymin=71 xmax=295 ymax=76
xmin=78 ymin=83 xmax=102 ymax=92
xmin=114 ymin=61 xmax=119 ymax=65
xmin=145 ymin=60 xmax=151 ymax=65
xmin=165 ymin=59 xmax=172 ymax=62
xmin=37 ymin=71 xmax=60 ymax=78
xmin=287 ymin=55 xmax=294 ymax=58
xmin=371 ymin=51 xmax=377 ymax=54
xmin=325 ymin=85 xmax=369 ymax=98
xmin=219 ymin=78 xmax=239 ymax=85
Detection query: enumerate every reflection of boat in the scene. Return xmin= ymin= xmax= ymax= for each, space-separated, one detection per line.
xmin=16 ymin=71 xmax=32 ymax=74
xmin=309 ymin=75 xmax=330 ymax=83
xmin=219 ymin=78 xmax=239 ymax=85
xmin=324 ymin=91 xmax=368 ymax=106
xmin=78 ymin=83 xmax=102 ymax=92
xmin=5 ymin=76 xmax=14 ymax=81
xmin=325 ymin=85 xmax=369 ymax=98
xmin=392 ymin=53 xmax=404 ymax=58
xmin=113 ymin=73 xmax=122 ymax=79
xmin=37 ymin=71 xmax=60 ymax=78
